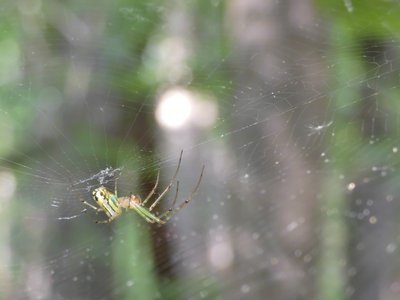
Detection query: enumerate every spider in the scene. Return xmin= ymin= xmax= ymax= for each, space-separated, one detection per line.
xmin=81 ymin=151 xmax=204 ymax=225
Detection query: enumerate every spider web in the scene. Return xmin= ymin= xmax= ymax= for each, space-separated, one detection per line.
xmin=1 ymin=1 xmax=400 ymax=300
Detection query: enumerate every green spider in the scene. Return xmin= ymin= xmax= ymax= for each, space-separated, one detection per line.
xmin=81 ymin=151 xmax=204 ymax=225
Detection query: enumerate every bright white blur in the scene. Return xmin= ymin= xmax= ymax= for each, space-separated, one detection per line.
xmin=155 ymin=88 xmax=193 ymax=129
xmin=155 ymin=87 xmax=218 ymax=130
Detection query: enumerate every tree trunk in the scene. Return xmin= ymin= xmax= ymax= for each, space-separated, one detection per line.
xmin=226 ymin=0 xmax=326 ymax=299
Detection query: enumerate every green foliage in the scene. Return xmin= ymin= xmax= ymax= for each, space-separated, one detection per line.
xmin=104 ymin=1 xmax=164 ymax=98
xmin=113 ymin=217 xmax=158 ymax=300
xmin=315 ymin=0 xmax=400 ymax=37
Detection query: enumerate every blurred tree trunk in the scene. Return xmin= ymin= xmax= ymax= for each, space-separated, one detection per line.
xmin=153 ymin=2 xmax=221 ymax=298
xmin=226 ymin=0 xmax=326 ymax=299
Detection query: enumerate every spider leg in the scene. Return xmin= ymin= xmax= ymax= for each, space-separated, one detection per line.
xmin=148 ymin=150 xmax=183 ymax=211
xmin=145 ymin=216 xmax=166 ymax=224
xmin=156 ymin=181 xmax=179 ymax=216
xmin=170 ymin=181 xmax=179 ymax=208
xmin=153 ymin=218 xmax=166 ymax=225
xmin=81 ymin=200 xmax=102 ymax=212
xmin=141 ymin=170 xmax=160 ymax=206
xmin=114 ymin=178 xmax=118 ymax=197
xmin=160 ymin=165 xmax=204 ymax=222
xmin=146 ymin=213 xmax=166 ymax=224
xmin=95 ymin=214 xmax=119 ymax=224
xmin=95 ymin=219 xmax=112 ymax=224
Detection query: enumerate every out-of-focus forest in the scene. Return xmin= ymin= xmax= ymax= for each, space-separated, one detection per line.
xmin=1 ymin=0 xmax=400 ymax=299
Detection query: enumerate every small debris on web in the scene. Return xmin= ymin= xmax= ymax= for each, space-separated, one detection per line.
xmin=306 ymin=121 xmax=333 ymax=136
xmin=51 ymin=199 xmax=62 ymax=208
xmin=71 ymin=167 xmax=123 ymax=187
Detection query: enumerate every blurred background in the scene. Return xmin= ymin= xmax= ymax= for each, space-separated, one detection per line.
xmin=1 ymin=0 xmax=400 ymax=299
